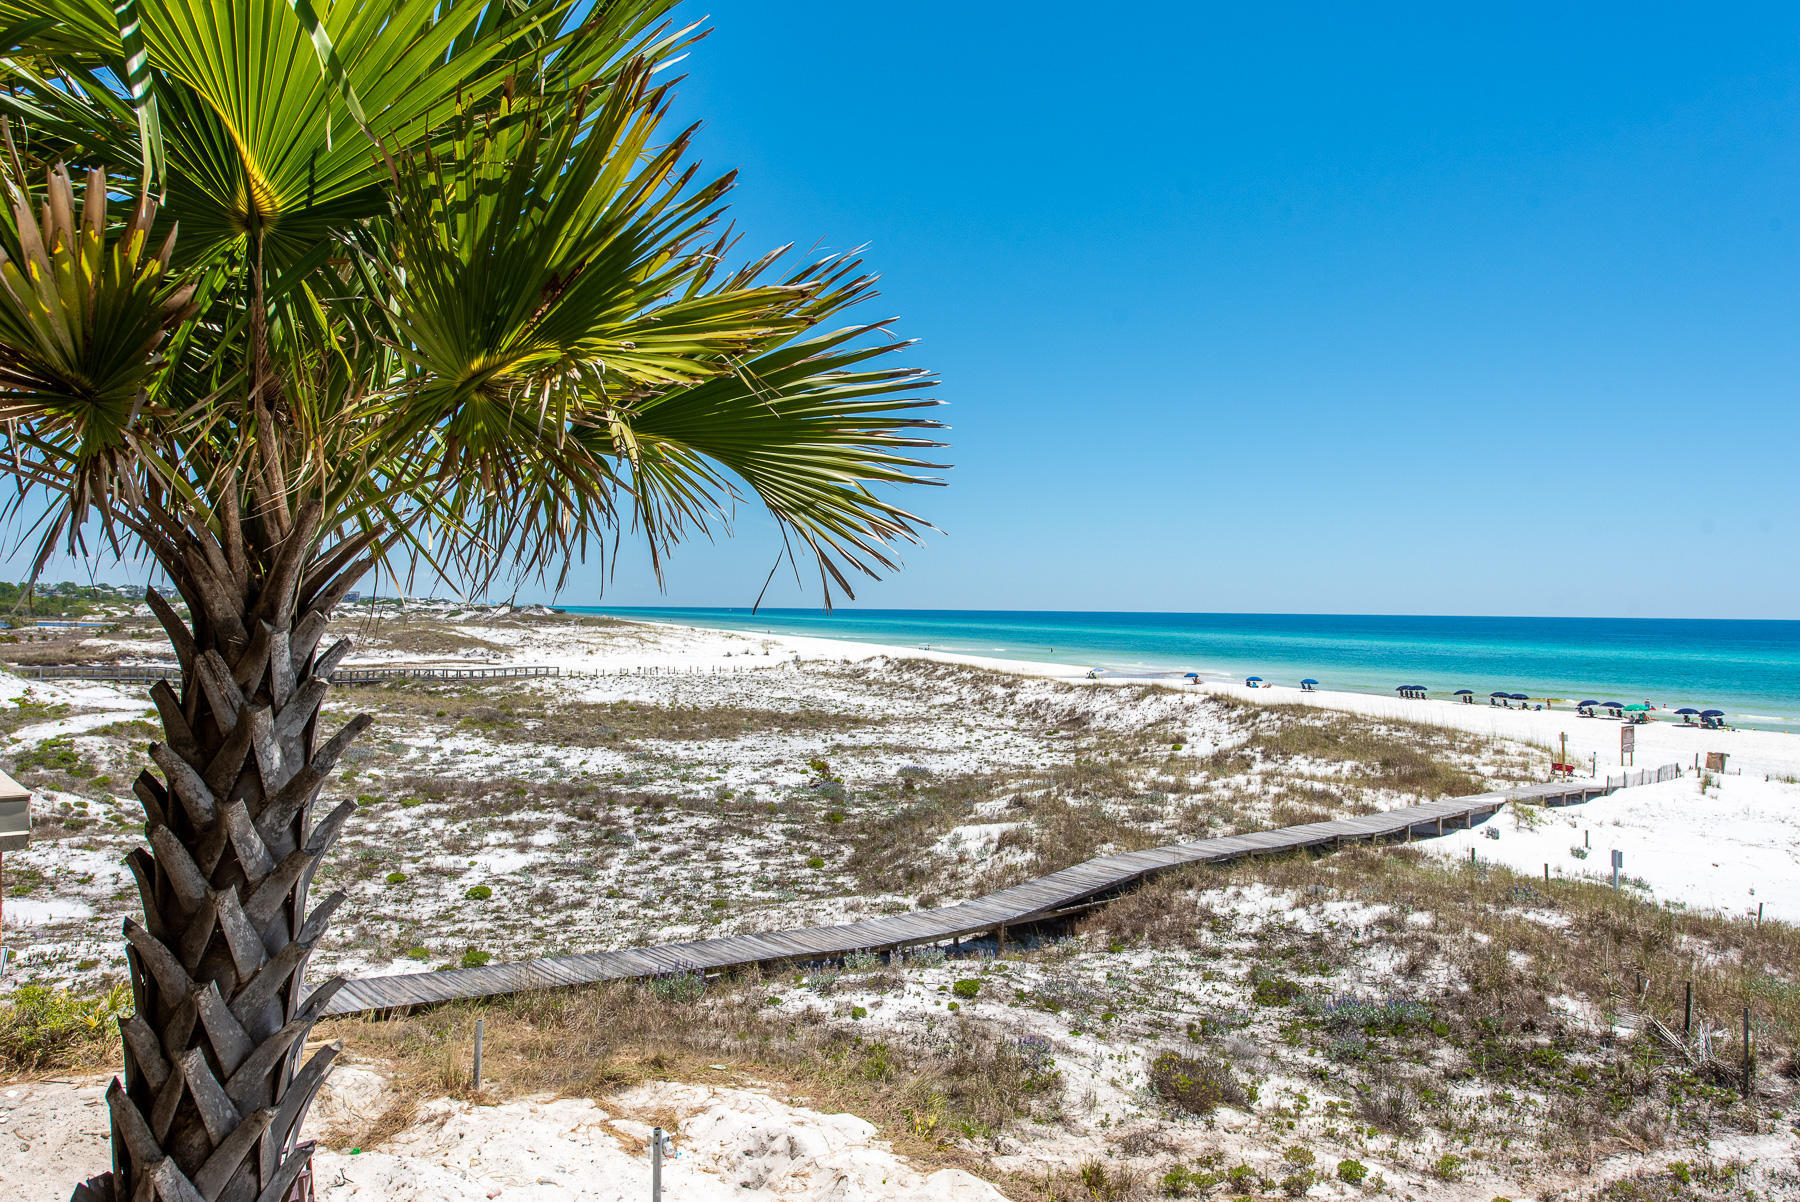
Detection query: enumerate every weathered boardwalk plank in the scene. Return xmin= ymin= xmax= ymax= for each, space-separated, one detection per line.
xmin=321 ymin=764 xmax=1683 ymax=1016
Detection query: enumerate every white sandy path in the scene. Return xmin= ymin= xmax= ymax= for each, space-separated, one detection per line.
xmin=0 ymin=1074 xmax=1005 ymax=1202
xmin=1421 ymin=772 xmax=1800 ymax=921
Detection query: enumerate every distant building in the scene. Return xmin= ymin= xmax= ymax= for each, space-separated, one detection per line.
xmin=343 ymin=591 xmax=361 ymax=603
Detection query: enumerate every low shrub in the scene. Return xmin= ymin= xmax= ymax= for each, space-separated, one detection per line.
xmin=13 ymin=738 xmax=90 ymax=777
xmin=0 ymin=984 xmax=131 ymax=1072
xmin=1073 ymin=1158 xmax=1132 ymax=1202
xmin=385 ymin=872 xmax=407 ymax=885
xmin=1357 ymin=1071 xmax=1419 ymax=1133
xmin=1301 ymin=991 xmax=1432 ymax=1036
xmin=464 ymin=885 xmax=492 ymax=900
xmin=952 ymin=979 xmax=981 ymax=999
xmin=1148 ymin=1050 xmax=1253 ymax=1114
xmin=645 ymin=967 xmax=706 ymax=1003
xmin=1337 ymin=1158 xmax=1367 ymax=1184
xmin=1251 ymin=974 xmax=1302 ymax=1006
xmin=459 ymin=948 xmax=491 ymax=968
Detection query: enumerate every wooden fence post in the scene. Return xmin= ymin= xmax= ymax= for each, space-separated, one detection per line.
xmin=1742 ymin=1007 xmax=1753 ymax=1098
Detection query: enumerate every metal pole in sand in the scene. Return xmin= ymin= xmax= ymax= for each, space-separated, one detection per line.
xmin=652 ymin=1127 xmax=665 ymax=1202
xmin=473 ymin=1018 xmax=484 ymax=1090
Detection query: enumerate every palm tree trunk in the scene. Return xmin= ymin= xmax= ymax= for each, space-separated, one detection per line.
xmin=73 ymin=544 xmax=371 ymax=1202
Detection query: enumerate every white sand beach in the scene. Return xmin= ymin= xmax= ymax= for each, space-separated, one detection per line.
xmin=4 ymin=608 xmax=1797 ymax=1202
xmin=444 ymin=610 xmax=1800 ymax=779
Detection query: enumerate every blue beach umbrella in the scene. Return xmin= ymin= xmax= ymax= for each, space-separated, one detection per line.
xmin=1700 ymin=709 xmax=1725 ymax=718
xmin=1510 ymin=693 xmax=1531 ymax=701
xmin=1453 ymin=689 xmax=1473 ymax=696
xmin=1246 ymin=676 xmax=1263 ymax=683
xmin=1674 ymin=708 xmax=1699 ymax=715
xmin=1577 ymin=701 xmax=1602 ymax=708
xmin=1183 ymin=672 xmax=1200 ymax=679
xmin=1301 ymin=678 xmax=1318 ymax=686
xmin=1490 ymin=691 xmax=1511 ymax=699
xmin=1602 ymin=702 xmax=1624 ymax=710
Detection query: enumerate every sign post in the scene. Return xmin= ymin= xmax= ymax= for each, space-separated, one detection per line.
xmin=0 ymin=770 xmax=31 ymax=971
xmin=1620 ymin=724 xmax=1635 ymax=767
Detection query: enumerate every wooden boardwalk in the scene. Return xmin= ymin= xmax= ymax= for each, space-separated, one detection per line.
xmin=321 ymin=764 xmax=1681 ymax=1017
xmin=9 ymin=663 xmax=558 ymax=686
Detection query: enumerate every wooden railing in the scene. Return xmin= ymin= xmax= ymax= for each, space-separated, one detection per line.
xmin=7 ymin=663 xmax=559 ymax=685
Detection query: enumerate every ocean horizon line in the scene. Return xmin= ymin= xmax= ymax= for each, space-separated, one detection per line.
xmin=564 ymin=605 xmax=1798 ymax=626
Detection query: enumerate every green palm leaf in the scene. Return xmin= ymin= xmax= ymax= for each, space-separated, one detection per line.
xmin=0 ymin=164 xmax=193 ymax=449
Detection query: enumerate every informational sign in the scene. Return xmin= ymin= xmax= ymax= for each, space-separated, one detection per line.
xmin=0 ymin=769 xmax=28 ymax=962
xmin=1705 ymin=751 xmax=1728 ymax=772
xmin=0 ymin=771 xmax=28 ymax=852
xmin=1620 ymin=725 xmax=1635 ymax=764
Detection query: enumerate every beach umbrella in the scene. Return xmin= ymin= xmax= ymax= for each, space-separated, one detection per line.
xmin=1301 ymin=678 xmax=1318 ymax=686
xmin=1246 ymin=676 xmax=1263 ymax=683
xmin=1601 ymin=701 xmax=1624 ymax=709
xmin=1489 ymin=691 xmax=1511 ymax=699
xmin=1577 ymin=701 xmax=1602 ymax=708
xmin=1510 ymin=693 xmax=1530 ymax=701
xmin=1674 ymin=708 xmax=1699 ymax=715
xmin=1623 ymin=704 xmax=1651 ymax=712
xmin=1700 ymin=709 xmax=1725 ymax=718
xmin=1453 ymin=689 xmax=1473 ymax=696
xmin=1182 ymin=672 xmax=1199 ymax=679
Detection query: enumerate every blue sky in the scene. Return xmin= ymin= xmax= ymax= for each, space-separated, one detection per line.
xmin=15 ymin=3 xmax=1800 ymax=617
xmin=569 ymin=1 xmax=1800 ymax=617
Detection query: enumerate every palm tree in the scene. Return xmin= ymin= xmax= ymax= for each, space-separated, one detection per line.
xmin=0 ymin=2 xmax=944 ymax=1198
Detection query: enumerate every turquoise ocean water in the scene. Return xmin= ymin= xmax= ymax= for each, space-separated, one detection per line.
xmin=566 ymin=609 xmax=1800 ymax=732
